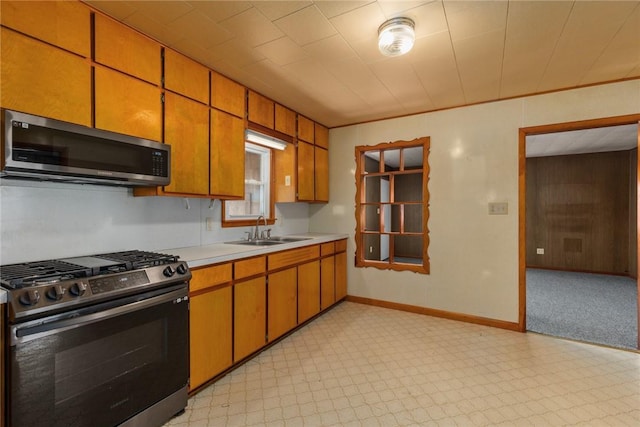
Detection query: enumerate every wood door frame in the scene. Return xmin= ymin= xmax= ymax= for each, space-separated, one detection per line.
xmin=518 ymin=114 xmax=640 ymax=350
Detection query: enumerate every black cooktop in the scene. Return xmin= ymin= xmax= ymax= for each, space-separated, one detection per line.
xmin=0 ymin=250 xmax=178 ymax=289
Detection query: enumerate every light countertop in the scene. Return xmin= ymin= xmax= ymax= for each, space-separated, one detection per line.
xmin=162 ymin=233 xmax=348 ymax=268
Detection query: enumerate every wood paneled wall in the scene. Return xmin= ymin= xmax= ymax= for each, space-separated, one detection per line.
xmin=526 ymin=150 xmax=634 ymax=276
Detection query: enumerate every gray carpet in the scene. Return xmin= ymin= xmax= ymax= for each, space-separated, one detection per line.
xmin=526 ymin=269 xmax=638 ymax=350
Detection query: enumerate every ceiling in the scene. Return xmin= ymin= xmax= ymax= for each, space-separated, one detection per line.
xmin=84 ymin=1 xmax=640 ymax=128
xmin=526 ymin=123 xmax=638 ymax=158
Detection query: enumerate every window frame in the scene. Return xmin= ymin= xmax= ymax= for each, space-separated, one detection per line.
xmin=221 ymin=142 xmax=277 ymax=228
xmin=354 ymin=137 xmax=430 ymax=274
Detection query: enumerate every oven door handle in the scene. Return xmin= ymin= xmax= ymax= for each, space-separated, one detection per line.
xmin=10 ymin=286 xmax=188 ymax=346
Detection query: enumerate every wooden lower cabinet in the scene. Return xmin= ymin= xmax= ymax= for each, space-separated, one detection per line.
xmin=234 ymin=277 xmax=266 ymax=362
xmin=189 ymin=285 xmax=232 ymax=390
xmin=320 ymin=256 xmax=335 ymax=310
xmin=335 ymin=250 xmax=347 ymax=300
xmin=267 ymin=267 xmax=297 ymax=342
xmin=297 ymin=260 xmax=320 ymax=323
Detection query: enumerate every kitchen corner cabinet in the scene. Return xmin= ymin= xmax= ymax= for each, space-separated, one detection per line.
xmin=315 ymin=123 xmax=329 ymax=149
xmin=315 ymin=146 xmax=329 ymax=202
xmin=163 ymin=92 xmax=209 ymax=195
xmin=248 ymin=90 xmax=274 ymax=129
xmin=210 ymin=109 xmax=245 ymax=198
xmin=0 ymin=28 xmax=91 ymax=126
xmin=94 ymin=67 xmax=162 ymax=141
xmin=164 ymin=49 xmax=209 ymax=104
xmin=189 ymin=264 xmax=233 ymax=390
xmin=297 ymin=141 xmax=315 ymax=201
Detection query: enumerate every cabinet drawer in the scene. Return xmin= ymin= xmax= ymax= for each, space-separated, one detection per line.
xmin=268 ymin=245 xmax=320 ymax=271
xmin=190 ymin=263 xmax=232 ymax=293
xmin=336 ymin=239 xmax=347 ymax=252
xmin=235 ymin=256 xmax=266 ymax=280
xmin=320 ymin=242 xmax=335 ymax=256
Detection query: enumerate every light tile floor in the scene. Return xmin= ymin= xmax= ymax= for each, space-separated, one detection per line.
xmin=166 ymin=302 xmax=640 ymax=426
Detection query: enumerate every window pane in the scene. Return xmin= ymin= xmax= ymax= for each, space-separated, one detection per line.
xmin=404 ymin=204 xmax=422 ymax=233
xmin=393 ymin=235 xmax=422 ymax=263
xmin=382 ymin=149 xmax=400 ymax=172
xmin=394 ymin=172 xmax=422 ymax=202
xmin=364 ymin=151 xmax=380 ymax=173
xmin=225 ymin=142 xmax=270 ymax=220
xmin=403 ymin=146 xmax=423 ymax=170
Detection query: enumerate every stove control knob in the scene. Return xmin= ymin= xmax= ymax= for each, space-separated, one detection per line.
xmin=176 ymin=263 xmax=187 ymax=275
xmin=19 ymin=289 xmax=41 ymax=306
xmin=46 ymin=284 xmax=65 ymax=301
xmin=69 ymin=282 xmax=87 ymax=297
xmin=163 ymin=266 xmax=175 ymax=277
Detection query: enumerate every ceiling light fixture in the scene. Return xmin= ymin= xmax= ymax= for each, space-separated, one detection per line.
xmin=378 ymin=17 xmax=415 ymax=57
xmin=245 ymin=129 xmax=287 ymax=151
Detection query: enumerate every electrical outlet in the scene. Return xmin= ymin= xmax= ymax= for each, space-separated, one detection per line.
xmin=536 ymin=248 xmax=544 ymax=255
xmin=205 ymin=217 xmax=214 ymax=231
xmin=285 ymin=175 xmax=291 ymax=186
xmin=488 ymin=202 xmax=508 ymax=215
xmin=369 ymin=246 xmax=373 ymax=253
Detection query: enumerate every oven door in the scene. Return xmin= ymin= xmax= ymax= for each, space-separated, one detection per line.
xmin=6 ymin=284 xmax=189 ymax=427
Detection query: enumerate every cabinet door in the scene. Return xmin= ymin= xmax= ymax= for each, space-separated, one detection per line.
xmin=335 ymin=251 xmax=347 ymax=300
xmin=0 ymin=1 xmax=90 ymax=57
xmin=211 ymin=71 xmax=245 ymax=118
xmin=297 ymin=260 xmax=320 ymax=323
xmin=210 ymin=109 xmax=245 ymax=198
xmin=275 ymin=104 xmax=296 ymax=137
xmin=190 ymin=286 xmax=232 ymax=390
xmin=274 ymin=142 xmax=296 ymax=203
xmin=94 ymin=67 xmax=162 ymax=141
xmin=0 ymin=28 xmax=91 ymax=126
xmin=164 ymin=49 xmax=209 ymax=103
xmin=297 ymin=141 xmax=315 ymax=201
xmin=94 ymin=14 xmax=160 ymax=85
xmin=268 ymin=267 xmax=297 ymax=342
xmin=164 ymin=93 xmax=209 ymax=195
xmin=248 ymin=91 xmax=274 ymax=129
xmin=315 ymin=123 xmax=329 ymax=149
xmin=297 ymin=115 xmax=314 ymax=144
xmin=320 ymin=256 xmax=335 ymax=310
xmin=315 ymin=146 xmax=329 ymax=202
xmin=234 ymin=277 xmax=266 ymax=362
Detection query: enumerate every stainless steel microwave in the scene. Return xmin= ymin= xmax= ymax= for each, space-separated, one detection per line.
xmin=1 ymin=109 xmax=170 ymax=186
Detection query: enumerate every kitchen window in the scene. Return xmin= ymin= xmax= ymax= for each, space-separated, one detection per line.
xmin=222 ymin=142 xmax=275 ymax=226
xmin=355 ymin=137 xmax=430 ymax=274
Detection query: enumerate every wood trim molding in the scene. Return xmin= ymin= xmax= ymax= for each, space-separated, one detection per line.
xmin=518 ymin=114 xmax=640 ymax=345
xmin=346 ymin=295 xmax=521 ymax=332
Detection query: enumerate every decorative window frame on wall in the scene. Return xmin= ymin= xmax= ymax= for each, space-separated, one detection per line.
xmin=354 ymin=137 xmax=430 ymax=274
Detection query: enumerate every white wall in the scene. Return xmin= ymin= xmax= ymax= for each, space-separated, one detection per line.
xmin=309 ymin=80 xmax=640 ymax=323
xmin=0 ymin=180 xmax=309 ymax=264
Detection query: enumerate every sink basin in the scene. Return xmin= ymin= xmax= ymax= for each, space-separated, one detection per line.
xmin=224 ymin=236 xmax=311 ymax=246
xmin=267 ymin=236 xmax=311 ymax=242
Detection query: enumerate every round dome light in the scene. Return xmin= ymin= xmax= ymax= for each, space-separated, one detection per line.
xmin=378 ymin=17 xmax=415 ymax=57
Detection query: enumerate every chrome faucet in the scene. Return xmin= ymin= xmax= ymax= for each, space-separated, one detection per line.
xmin=254 ymin=215 xmax=268 ymax=240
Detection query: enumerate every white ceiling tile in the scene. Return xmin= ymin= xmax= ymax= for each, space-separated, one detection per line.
xmin=206 ymin=38 xmax=266 ymax=68
xmin=256 ymin=36 xmax=310 ymax=66
xmin=274 ymin=5 xmax=337 ymax=46
xmin=252 ymin=1 xmax=312 ymax=20
xmin=314 ymin=1 xmax=374 ymax=19
xmin=122 ymin=11 xmax=184 ymax=45
xmin=167 ymin=9 xmax=233 ymax=49
xmin=85 ymin=1 xmax=139 ymax=20
xmin=219 ymin=7 xmax=284 ymax=47
xmin=370 ymin=59 xmax=429 ymax=103
xmin=444 ymin=0 xmax=507 ymax=41
xmin=189 ymin=1 xmax=253 ymax=23
xmin=329 ymin=2 xmax=386 ymax=44
xmin=378 ymin=1 xmax=431 ymax=17
xmin=303 ymin=34 xmax=358 ymax=63
xmin=526 ymin=124 xmax=638 ymax=157
xmin=127 ymin=1 xmax=193 ymax=25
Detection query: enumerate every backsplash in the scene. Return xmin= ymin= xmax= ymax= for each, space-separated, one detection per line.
xmin=0 ymin=180 xmax=309 ymax=264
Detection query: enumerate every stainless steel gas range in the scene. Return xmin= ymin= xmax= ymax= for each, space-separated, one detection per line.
xmin=1 ymin=250 xmax=191 ymax=427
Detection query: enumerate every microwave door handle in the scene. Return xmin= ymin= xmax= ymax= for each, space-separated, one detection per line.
xmin=9 ymin=288 xmax=187 ymax=346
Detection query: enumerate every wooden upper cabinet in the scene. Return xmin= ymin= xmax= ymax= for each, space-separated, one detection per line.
xmin=94 ymin=14 xmax=161 ymax=85
xmin=0 ymin=28 xmax=91 ymax=126
xmin=211 ymin=71 xmax=245 ymax=118
xmin=315 ymin=123 xmax=329 ymax=149
xmin=274 ymin=142 xmax=296 ymax=203
xmin=0 ymin=1 xmax=90 ymax=57
xmin=297 ymin=115 xmax=314 ymax=144
xmin=164 ymin=49 xmax=209 ymax=104
xmin=164 ymin=92 xmax=210 ymax=195
xmin=275 ymin=104 xmax=296 ymax=137
xmin=94 ymin=67 xmax=161 ymax=141
xmin=210 ymin=109 xmax=245 ymax=198
xmin=297 ymin=141 xmax=315 ymax=202
xmin=248 ymin=90 xmax=274 ymax=129
xmin=314 ymin=147 xmax=329 ymax=202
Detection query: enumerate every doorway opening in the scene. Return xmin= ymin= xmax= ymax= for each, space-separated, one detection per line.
xmin=519 ymin=115 xmax=640 ymax=350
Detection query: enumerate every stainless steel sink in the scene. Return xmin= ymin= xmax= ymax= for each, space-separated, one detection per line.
xmin=224 ymin=236 xmax=311 ymax=246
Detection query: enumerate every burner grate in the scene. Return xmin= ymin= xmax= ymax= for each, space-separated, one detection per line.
xmin=0 ymin=260 xmax=91 ymax=288
xmin=98 ymin=250 xmax=179 ymax=268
